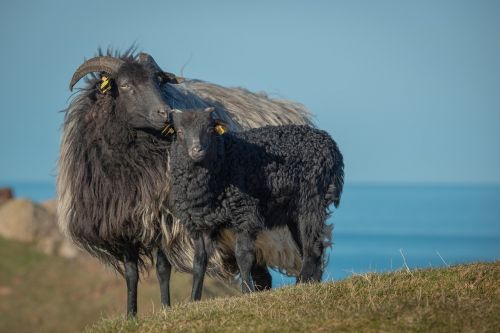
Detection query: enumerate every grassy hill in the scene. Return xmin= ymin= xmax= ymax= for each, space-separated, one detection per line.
xmin=0 ymin=237 xmax=238 ymax=333
xmin=2 ymin=234 xmax=498 ymax=333
xmin=86 ymin=261 xmax=500 ymax=333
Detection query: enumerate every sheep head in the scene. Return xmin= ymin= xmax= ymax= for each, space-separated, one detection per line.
xmin=69 ymin=54 xmax=171 ymax=130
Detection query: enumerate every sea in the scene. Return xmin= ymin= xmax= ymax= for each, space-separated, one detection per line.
xmin=2 ymin=181 xmax=499 ymax=287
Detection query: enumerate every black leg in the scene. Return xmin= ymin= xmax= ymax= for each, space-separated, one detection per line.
xmin=156 ymin=248 xmax=172 ymax=307
xmin=297 ymin=208 xmax=326 ymax=283
xmin=252 ymin=264 xmax=272 ymax=291
xmin=235 ymin=232 xmax=256 ymax=293
xmin=124 ymin=247 xmax=139 ymax=317
xmin=191 ymin=235 xmax=208 ymax=301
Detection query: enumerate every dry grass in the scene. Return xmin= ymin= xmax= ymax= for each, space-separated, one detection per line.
xmin=87 ymin=261 xmax=500 ymax=333
xmin=0 ymin=237 xmax=238 ymax=333
xmin=2 ymin=235 xmax=498 ymax=333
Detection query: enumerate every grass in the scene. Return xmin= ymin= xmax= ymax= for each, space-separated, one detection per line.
xmin=0 ymin=237 xmax=238 ymax=333
xmin=86 ymin=261 xmax=500 ymax=333
xmin=2 ymin=235 xmax=498 ymax=333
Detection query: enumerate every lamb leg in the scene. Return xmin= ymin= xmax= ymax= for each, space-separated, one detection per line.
xmin=191 ymin=235 xmax=208 ymax=301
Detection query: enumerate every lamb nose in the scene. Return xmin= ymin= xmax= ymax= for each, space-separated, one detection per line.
xmin=192 ymin=146 xmax=202 ymax=153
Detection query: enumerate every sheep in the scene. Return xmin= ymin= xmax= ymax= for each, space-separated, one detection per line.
xmin=58 ymin=52 xmax=175 ymax=316
xmin=167 ymin=108 xmax=344 ymax=298
xmin=58 ymin=50 xmax=312 ymax=316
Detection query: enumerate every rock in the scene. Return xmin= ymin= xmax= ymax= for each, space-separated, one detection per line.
xmin=41 ymin=200 xmax=57 ymax=216
xmin=0 ymin=199 xmax=79 ymax=258
xmin=0 ymin=187 xmax=14 ymax=206
xmin=0 ymin=199 xmax=49 ymax=243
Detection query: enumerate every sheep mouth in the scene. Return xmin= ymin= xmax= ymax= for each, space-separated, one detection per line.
xmin=189 ymin=150 xmax=207 ymax=162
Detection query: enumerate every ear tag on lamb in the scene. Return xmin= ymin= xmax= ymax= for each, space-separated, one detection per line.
xmin=162 ymin=123 xmax=175 ymax=136
xmin=99 ymin=75 xmax=112 ymax=94
xmin=214 ymin=123 xmax=227 ymax=135
xmin=214 ymin=124 xmax=225 ymax=135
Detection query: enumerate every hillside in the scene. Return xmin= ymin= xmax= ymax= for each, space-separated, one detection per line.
xmin=0 ymin=237 xmax=238 ymax=333
xmin=87 ymin=261 xmax=500 ymax=333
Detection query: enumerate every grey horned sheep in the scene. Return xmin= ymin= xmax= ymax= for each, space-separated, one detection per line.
xmin=58 ymin=50 xmax=312 ymax=316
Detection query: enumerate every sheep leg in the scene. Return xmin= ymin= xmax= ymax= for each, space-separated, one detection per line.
xmin=297 ymin=207 xmax=326 ymax=283
xmin=191 ymin=235 xmax=208 ymax=301
xmin=156 ymin=248 xmax=172 ymax=307
xmin=235 ymin=232 xmax=256 ymax=293
xmin=124 ymin=247 xmax=139 ymax=317
xmin=251 ymin=264 xmax=272 ymax=291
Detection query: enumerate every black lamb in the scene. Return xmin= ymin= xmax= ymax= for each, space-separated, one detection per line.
xmin=168 ymin=108 xmax=344 ymax=298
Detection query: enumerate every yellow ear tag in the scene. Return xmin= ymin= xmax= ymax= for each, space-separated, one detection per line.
xmin=215 ymin=124 xmax=226 ymax=135
xmin=161 ymin=124 xmax=175 ymax=136
xmin=99 ymin=76 xmax=111 ymax=94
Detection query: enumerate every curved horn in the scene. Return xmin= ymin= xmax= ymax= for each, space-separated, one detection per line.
xmin=69 ymin=56 xmax=125 ymax=91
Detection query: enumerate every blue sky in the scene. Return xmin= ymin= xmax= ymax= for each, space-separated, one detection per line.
xmin=0 ymin=0 xmax=499 ymax=184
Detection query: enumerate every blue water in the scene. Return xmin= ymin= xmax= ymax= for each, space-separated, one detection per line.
xmin=2 ymin=182 xmax=499 ymax=286
xmin=273 ymin=184 xmax=500 ymax=286
xmin=0 ymin=181 xmax=56 ymax=202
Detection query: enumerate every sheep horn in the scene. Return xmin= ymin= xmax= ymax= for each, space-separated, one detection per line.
xmin=138 ymin=52 xmax=184 ymax=84
xmin=69 ymin=56 xmax=125 ymax=91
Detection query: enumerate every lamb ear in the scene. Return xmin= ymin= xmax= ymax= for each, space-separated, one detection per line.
xmin=214 ymin=120 xmax=228 ymax=135
xmin=167 ymin=109 xmax=182 ymax=129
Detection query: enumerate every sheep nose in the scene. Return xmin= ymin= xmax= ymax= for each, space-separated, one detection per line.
xmin=190 ymin=144 xmax=207 ymax=161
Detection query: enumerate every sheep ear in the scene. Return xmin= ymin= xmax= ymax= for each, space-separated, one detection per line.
xmin=161 ymin=71 xmax=184 ymax=84
xmin=162 ymin=71 xmax=184 ymax=84
xmin=214 ymin=120 xmax=228 ymax=135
